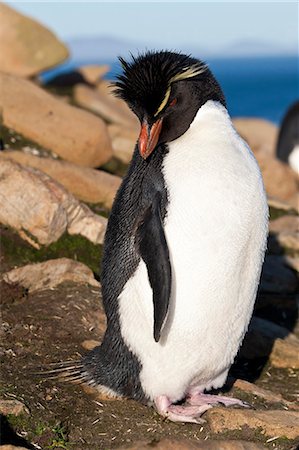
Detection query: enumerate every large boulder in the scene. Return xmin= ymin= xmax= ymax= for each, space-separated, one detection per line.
xmin=233 ymin=118 xmax=298 ymax=205
xmin=108 ymin=124 xmax=138 ymax=163
xmin=0 ymin=159 xmax=107 ymax=248
xmin=0 ymin=73 xmax=112 ymax=167
xmin=269 ymin=215 xmax=299 ymax=251
xmin=1 ymin=151 xmax=121 ymax=209
xmin=255 ymin=152 xmax=298 ymax=202
xmin=233 ymin=118 xmax=278 ymax=157
xmin=0 ymin=3 xmax=68 ymax=77
xmin=79 ymin=64 xmax=110 ymax=85
xmin=74 ymin=81 xmax=139 ymax=129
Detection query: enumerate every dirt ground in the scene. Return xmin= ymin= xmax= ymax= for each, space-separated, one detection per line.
xmin=1 ymin=224 xmax=299 ymax=450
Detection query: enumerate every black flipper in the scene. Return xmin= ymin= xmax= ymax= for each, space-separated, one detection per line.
xmin=138 ymin=192 xmax=172 ymax=342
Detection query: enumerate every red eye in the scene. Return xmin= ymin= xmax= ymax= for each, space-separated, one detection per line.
xmin=169 ymin=98 xmax=177 ymax=107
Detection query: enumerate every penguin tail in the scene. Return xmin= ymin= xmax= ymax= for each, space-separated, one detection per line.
xmin=32 ymin=359 xmax=97 ymax=386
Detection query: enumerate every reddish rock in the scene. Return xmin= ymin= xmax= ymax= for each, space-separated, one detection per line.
xmin=2 ymin=258 xmax=100 ymax=292
xmin=1 ymin=151 xmax=121 ymax=209
xmin=0 ymin=158 xmax=107 ymax=247
xmin=74 ymin=83 xmax=139 ymax=129
xmin=0 ymin=399 xmax=29 ymax=416
xmin=269 ymin=215 xmax=299 ymax=251
xmin=234 ymin=379 xmax=298 ymax=410
xmin=255 ymin=152 xmax=298 ymax=202
xmin=0 ymin=3 xmax=68 ymax=77
xmin=78 ymin=64 xmax=110 ymax=84
xmin=233 ymin=118 xmax=278 ymax=157
xmin=207 ymin=408 xmax=299 ymax=439
xmin=118 ymin=438 xmax=265 ymax=450
xmin=0 ymin=73 xmax=112 ymax=167
xmin=108 ymin=124 xmax=138 ymax=163
xmin=81 ymin=339 xmax=100 ymax=350
xmin=270 ymin=338 xmax=299 ymax=369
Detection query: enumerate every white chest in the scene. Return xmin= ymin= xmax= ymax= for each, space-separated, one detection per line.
xmin=118 ymin=101 xmax=268 ymax=401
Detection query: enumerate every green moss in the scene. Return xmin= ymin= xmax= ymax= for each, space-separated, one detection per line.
xmin=86 ymin=202 xmax=110 ymax=219
xmin=1 ymin=226 xmax=103 ymax=276
xmin=44 ymin=85 xmax=75 ymax=100
xmin=269 ymin=206 xmax=297 ymax=221
xmin=101 ymin=156 xmax=128 ymax=178
xmin=6 ymin=413 xmax=31 ymax=430
xmin=1 ymin=124 xmax=47 ymax=152
xmin=47 ymin=422 xmax=70 ymax=449
xmin=6 ymin=414 xmax=70 ymax=450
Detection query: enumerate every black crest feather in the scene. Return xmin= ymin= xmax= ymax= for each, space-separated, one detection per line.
xmin=114 ymin=50 xmax=207 ymax=116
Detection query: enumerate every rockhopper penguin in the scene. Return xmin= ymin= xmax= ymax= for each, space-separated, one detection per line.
xmin=276 ymin=100 xmax=299 ymax=173
xmin=56 ymin=51 xmax=269 ymax=423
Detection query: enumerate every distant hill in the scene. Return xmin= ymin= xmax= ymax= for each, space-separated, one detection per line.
xmin=220 ymin=39 xmax=297 ymax=57
xmin=67 ymin=36 xmax=147 ymax=62
xmin=67 ymin=35 xmax=297 ymax=62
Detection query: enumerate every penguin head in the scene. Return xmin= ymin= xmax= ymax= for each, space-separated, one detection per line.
xmin=114 ymin=50 xmax=226 ymax=159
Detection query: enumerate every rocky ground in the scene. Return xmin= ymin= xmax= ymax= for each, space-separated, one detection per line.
xmin=0 ymin=4 xmax=298 ymax=450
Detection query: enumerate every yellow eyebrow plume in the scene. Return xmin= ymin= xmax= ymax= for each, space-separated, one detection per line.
xmin=154 ymin=63 xmax=207 ymax=117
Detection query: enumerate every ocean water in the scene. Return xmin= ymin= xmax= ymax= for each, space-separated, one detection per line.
xmin=43 ymin=56 xmax=298 ymax=124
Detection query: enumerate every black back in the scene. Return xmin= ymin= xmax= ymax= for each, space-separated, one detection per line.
xmin=82 ymin=144 xmax=169 ymax=401
xmin=276 ymin=100 xmax=299 ymax=163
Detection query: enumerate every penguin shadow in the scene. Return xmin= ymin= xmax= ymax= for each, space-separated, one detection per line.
xmin=0 ymin=414 xmax=35 ymax=449
xmin=227 ymin=231 xmax=298 ymax=385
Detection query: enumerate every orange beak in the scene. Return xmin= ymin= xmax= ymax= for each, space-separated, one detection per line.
xmin=138 ymin=118 xmax=163 ymax=159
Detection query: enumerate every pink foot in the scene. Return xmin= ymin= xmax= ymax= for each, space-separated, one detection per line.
xmin=187 ymin=392 xmax=250 ymax=408
xmin=154 ymin=395 xmax=211 ymax=424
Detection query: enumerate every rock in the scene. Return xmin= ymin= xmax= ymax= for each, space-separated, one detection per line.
xmin=81 ymin=339 xmax=100 ymax=350
xmin=97 ymin=81 xmax=140 ymax=128
xmin=74 ymin=82 xmax=139 ymax=129
xmin=0 ymin=399 xmax=29 ymax=416
xmin=285 ymin=255 xmax=299 ymax=273
xmin=233 ymin=379 xmax=298 ymax=410
xmin=269 ymin=216 xmax=299 ymax=251
xmin=233 ymin=118 xmax=278 ymax=157
xmin=0 ymin=159 xmax=107 ymax=247
xmin=240 ymin=316 xmax=299 ymax=360
xmin=254 ymin=152 xmax=298 ymax=202
xmin=207 ymin=408 xmax=299 ymax=439
xmin=1 ymin=151 xmax=121 ymax=209
xmin=118 ymin=439 xmax=265 ymax=450
xmin=108 ymin=124 xmax=138 ymax=163
xmin=79 ymin=64 xmax=110 ymax=85
xmin=270 ymin=338 xmax=299 ymax=369
xmin=45 ymin=65 xmax=110 ymax=88
xmin=268 ymin=196 xmax=297 ymax=213
xmin=0 ymin=4 xmax=68 ymax=77
xmin=260 ymin=255 xmax=298 ymax=294
xmin=2 ymin=258 xmax=100 ymax=292
xmin=0 ymin=446 xmax=29 ymax=450
xmin=0 ymin=73 xmax=112 ymax=167
xmin=67 ymin=202 xmax=106 ymax=244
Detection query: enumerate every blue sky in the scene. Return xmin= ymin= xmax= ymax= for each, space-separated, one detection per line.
xmin=8 ymin=2 xmax=298 ymax=53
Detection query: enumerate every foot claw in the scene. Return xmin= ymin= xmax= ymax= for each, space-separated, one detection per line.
xmin=187 ymin=393 xmax=251 ymax=409
xmin=154 ymin=395 xmax=211 ymax=424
